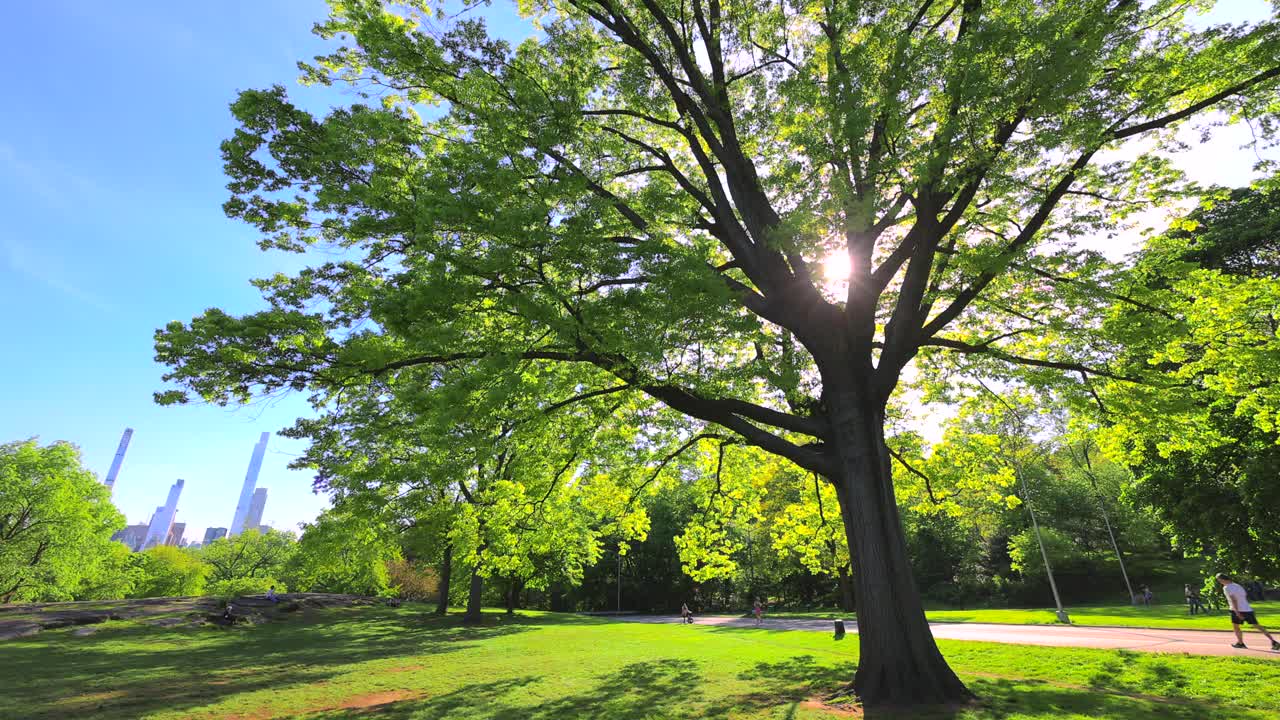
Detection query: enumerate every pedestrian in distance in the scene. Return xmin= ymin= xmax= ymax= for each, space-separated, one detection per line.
xmin=1217 ymin=573 xmax=1280 ymax=651
xmin=680 ymin=602 xmax=693 ymax=624
xmin=752 ymin=598 xmax=764 ymax=627
xmin=1185 ymin=584 xmax=1204 ymax=615
xmin=1140 ymin=585 xmax=1153 ymax=607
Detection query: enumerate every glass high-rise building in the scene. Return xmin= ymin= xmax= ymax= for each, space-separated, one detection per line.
xmin=229 ymin=433 xmax=269 ymax=536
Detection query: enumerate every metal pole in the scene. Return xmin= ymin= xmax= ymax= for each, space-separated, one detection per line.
xmin=1018 ymin=465 xmax=1070 ymax=624
xmin=1078 ymin=442 xmax=1135 ymax=603
xmin=1097 ymin=497 xmax=1135 ymax=603
xmin=616 ymin=549 xmax=622 ymax=613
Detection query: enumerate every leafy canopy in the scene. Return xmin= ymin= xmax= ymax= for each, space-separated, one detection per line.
xmin=155 ymin=0 xmax=1280 ymax=492
xmin=0 ymin=440 xmax=126 ymax=603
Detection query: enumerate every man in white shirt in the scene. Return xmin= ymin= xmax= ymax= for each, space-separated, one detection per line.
xmin=1217 ymin=573 xmax=1280 ymax=651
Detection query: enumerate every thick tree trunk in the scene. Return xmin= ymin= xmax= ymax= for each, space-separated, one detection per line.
xmin=435 ymin=542 xmax=453 ymax=616
xmin=505 ymin=578 xmax=519 ymax=615
xmin=463 ymin=568 xmax=483 ymax=624
xmin=827 ymin=387 xmax=970 ymax=707
xmin=837 ymin=564 xmax=855 ymax=613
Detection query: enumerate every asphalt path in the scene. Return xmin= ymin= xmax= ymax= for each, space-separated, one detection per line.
xmin=616 ymin=614 xmax=1280 ymax=659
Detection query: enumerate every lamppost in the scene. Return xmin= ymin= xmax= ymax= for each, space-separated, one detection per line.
xmin=979 ymin=379 xmax=1070 ymax=624
xmin=1014 ymin=457 xmax=1070 ymax=624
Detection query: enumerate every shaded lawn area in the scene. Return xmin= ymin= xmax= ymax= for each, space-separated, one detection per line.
xmin=764 ymin=601 xmax=1279 ymax=631
xmin=1 ymin=607 xmax=1278 ymax=719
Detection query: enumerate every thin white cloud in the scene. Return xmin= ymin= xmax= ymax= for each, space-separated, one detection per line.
xmin=0 ymin=143 xmax=104 ymax=209
xmin=1 ymin=235 xmax=117 ymax=312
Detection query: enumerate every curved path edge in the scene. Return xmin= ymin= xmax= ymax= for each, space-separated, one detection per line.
xmin=614 ymin=614 xmax=1280 ymax=659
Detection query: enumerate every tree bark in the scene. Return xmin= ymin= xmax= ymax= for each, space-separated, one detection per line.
xmin=463 ymin=567 xmax=483 ymax=624
xmin=505 ymin=578 xmax=519 ymax=615
xmin=826 ymin=386 xmax=971 ymax=707
xmin=837 ymin=564 xmax=855 ymax=614
xmin=434 ymin=541 xmax=453 ymax=616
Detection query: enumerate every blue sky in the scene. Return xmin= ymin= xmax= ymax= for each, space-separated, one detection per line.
xmin=0 ymin=0 xmax=1273 ymax=543
xmin=0 ymin=0 xmax=533 ymax=543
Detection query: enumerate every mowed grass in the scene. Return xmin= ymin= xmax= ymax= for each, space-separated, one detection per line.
xmin=766 ymin=601 xmax=1279 ymax=632
xmin=1 ymin=607 xmax=1278 ymax=719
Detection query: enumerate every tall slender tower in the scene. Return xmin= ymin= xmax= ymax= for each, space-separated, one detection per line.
xmin=104 ymin=428 xmax=134 ymax=495
xmin=244 ymin=488 xmax=268 ymax=533
xmin=229 ymin=433 xmax=270 ymax=536
xmin=143 ymin=479 xmax=184 ymax=549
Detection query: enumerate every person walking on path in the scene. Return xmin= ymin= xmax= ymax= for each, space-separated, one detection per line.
xmin=752 ymin=598 xmax=765 ymax=626
xmin=680 ymin=603 xmax=693 ymax=624
xmin=1217 ymin=573 xmax=1280 ymax=651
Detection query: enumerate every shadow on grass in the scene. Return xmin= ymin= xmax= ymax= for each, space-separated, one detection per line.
xmin=955 ymin=676 xmax=1256 ymax=720
xmin=0 ymin=609 xmax=546 ymax=720
xmin=307 ymin=660 xmax=706 ymax=720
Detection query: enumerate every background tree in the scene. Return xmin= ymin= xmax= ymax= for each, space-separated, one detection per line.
xmin=0 ymin=440 xmax=126 ymax=603
xmin=284 ymin=365 xmax=652 ymax=621
xmin=75 ymin=541 xmax=142 ymax=601
xmin=154 ymin=0 xmax=1280 ymax=705
xmin=198 ymin=529 xmax=297 ymax=595
xmin=1101 ymin=186 xmax=1280 ymax=579
xmin=286 ymin=506 xmax=402 ymax=595
xmin=132 ymin=545 xmax=208 ymax=598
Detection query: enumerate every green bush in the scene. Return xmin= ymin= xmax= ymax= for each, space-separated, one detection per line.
xmin=132 ymin=545 xmax=207 ymax=598
xmin=208 ymin=576 xmax=283 ymax=599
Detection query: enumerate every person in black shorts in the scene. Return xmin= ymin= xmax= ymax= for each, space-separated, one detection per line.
xmin=1217 ymin=573 xmax=1280 ymax=651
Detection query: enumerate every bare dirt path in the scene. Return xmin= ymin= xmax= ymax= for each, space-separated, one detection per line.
xmin=616 ymin=614 xmax=1280 ymax=660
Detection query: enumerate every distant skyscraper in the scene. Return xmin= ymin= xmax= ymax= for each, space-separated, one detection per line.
xmin=244 ymin=488 xmax=268 ymax=532
xmin=111 ymin=523 xmax=149 ymax=552
xmin=104 ymin=428 xmax=134 ymax=495
xmin=203 ymin=527 xmax=228 ymax=544
xmin=143 ymin=479 xmax=184 ymax=549
xmin=229 ymin=433 xmax=269 ymax=537
xmin=165 ymin=522 xmax=186 ymax=547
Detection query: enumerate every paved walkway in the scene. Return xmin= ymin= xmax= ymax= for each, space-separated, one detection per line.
xmin=617 ymin=615 xmax=1280 ymax=659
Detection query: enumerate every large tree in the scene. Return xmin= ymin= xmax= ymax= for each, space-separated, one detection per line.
xmin=155 ymin=0 xmax=1280 ymax=705
xmin=0 ymin=440 xmax=126 ymax=602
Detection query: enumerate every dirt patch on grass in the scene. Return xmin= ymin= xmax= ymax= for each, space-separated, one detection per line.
xmin=52 ymin=689 xmax=128 ymax=714
xmin=800 ymin=698 xmax=863 ymax=717
xmin=60 ymin=690 xmax=126 ymax=705
xmin=227 ymin=689 xmax=427 ymax=719
xmin=385 ymin=664 xmax=425 ymax=673
xmin=335 ymin=690 xmax=419 ymax=709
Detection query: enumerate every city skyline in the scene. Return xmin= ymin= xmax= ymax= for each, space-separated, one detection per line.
xmin=103 ymin=429 xmax=281 ymax=545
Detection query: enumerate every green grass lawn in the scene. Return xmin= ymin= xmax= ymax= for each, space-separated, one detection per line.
xmin=764 ymin=601 xmax=1278 ymax=631
xmin=2 ymin=606 xmax=1278 ymax=719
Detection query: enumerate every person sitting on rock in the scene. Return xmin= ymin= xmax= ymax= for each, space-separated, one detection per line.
xmin=266 ymin=586 xmax=280 ymax=603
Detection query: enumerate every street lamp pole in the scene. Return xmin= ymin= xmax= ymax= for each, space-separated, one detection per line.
xmin=1017 ymin=462 xmax=1070 ymax=624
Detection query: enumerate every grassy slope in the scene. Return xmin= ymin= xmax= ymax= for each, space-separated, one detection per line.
xmin=764 ymin=601 xmax=1279 ymax=631
xmin=2 ymin=606 xmax=1279 ymax=719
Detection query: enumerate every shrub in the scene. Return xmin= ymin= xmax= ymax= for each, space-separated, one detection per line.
xmin=208 ymin=576 xmax=283 ymax=599
xmin=387 ymin=560 xmax=437 ymax=600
